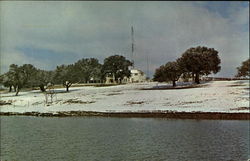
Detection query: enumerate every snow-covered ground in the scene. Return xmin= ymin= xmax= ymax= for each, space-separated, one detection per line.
xmin=0 ymin=80 xmax=249 ymax=113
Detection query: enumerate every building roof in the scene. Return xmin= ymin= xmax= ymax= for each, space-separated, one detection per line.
xmin=130 ymin=69 xmax=144 ymax=74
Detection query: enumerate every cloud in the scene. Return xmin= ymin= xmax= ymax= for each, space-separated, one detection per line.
xmin=0 ymin=1 xmax=249 ymax=77
xmin=0 ymin=49 xmax=50 ymax=72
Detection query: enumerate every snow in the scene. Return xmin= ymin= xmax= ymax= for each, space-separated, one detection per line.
xmin=0 ymin=80 xmax=249 ymax=114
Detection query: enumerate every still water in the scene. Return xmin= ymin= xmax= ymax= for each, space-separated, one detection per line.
xmin=0 ymin=116 xmax=249 ymax=161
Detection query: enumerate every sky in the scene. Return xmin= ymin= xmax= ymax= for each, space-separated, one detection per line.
xmin=0 ymin=1 xmax=249 ymax=78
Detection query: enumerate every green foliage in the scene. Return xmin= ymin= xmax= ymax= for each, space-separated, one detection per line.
xmin=153 ymin=65 xmax=166 ymax=82
xmin=0 ymin=71 xmax=14 ymax=90
xmin=0 ymin=64 xmax=38 ymax=95
xmin=102 ymin=55 xmax=133 ymax=82
xmin=0 ymin=55 xmax=131 ymax=93
xmin=8 ymin=64 xmax=24 ymax=92
xmin=33 ymin=70 xmax=54 ymax=91
xmin=236 ymin=59 xmax=250 ymax=77
xmin=74 ymin=58 xmax=102 ymax=83
xmin=52 ymin=58 xmax=103 ymax=91
xmin=177 ymin=46 xmax=221 ymax=83
xmin=153 ymin=46 xmax=221 ymax=85
xmin=53 ymin=65 xmax=72 ymax=84
xmin=153 ymin=61 xmax=182 ymax=86
xmin=53 ymin=64 xmax=75 ymax=92
xmin=19 ymin=64 xmax=38 ymax=88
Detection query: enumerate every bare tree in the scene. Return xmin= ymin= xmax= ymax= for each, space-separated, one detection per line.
xmin=44 ymin=83 xmax=56 ymax=105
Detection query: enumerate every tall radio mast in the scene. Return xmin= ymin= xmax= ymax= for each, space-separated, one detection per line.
xmin=147 ymin=54 xmax=149 ymax=78
xmin=131 ymin=26 xmax=135 ymax=68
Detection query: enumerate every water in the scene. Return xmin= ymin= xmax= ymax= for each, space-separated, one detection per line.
xmin=0 ymin=116 xmax=249 ymax=161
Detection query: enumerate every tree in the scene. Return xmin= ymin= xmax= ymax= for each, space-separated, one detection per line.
xmin=74 ymin=58 xmax=102 ymax=83
xmin=0 ymin=71 xmax=15 ymax=92
xmin=1 ymin=64 xmax=54 ymax=94
xmin=102 ymin=55 xmax=133 ymax=83
xmin=153 ymin=65 xmax=167 ymax=83
xmin=236 ymin=59 xmax=250 ymax=77
xmin=1 ymin=64 xmax=25 ymax=96
xmin=153 ymin=61 xmax=182 ymax=86
xmin=177 ymin=46 xmax=221 ymax=84
xmin=53 ymin=64 xmax=75 ymax=92
xmin=33 ymin=70 xmax=54 ymax=92
xmin=19 ymin=64 xmax=38 ymax=88
xmin=7 ymin=64 xmax=24 ymax=96
xmin=10 ymin=64 xmax=38 ymax=96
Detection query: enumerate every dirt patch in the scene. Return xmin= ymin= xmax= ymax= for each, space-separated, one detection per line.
xmin=168 ymin=101 xmax=203 ymax=106
xmin=164 ymin=102 xmax=172 ymax=106
xmin=0 ymin=90 xmax=10 ymax=94
xmin=31 ymin=102 xmax=43 ymax=106
xmin=63 ymin=99 xmax=95 ymax=104
xmin=228 ymin=84 xmax=246 ymax=87
xmin=106 ymin=92 xmax=123 ymax=96
xmin=229 ymin=91 xmax=241 ymax=95
xmin=234 ymin=97 xmax=249 ymax=102
xmin=94 ymin=84 xmax=125 ymax=87
xmin=230 ymin=107 xmax=249 ymax=111
xmin=125 ymin=101 xmax=145 ymax=105
xmin=182 ymin=101 xmax=203 ymax=104
xmin=0 ymin=100 xmax=12 ymax=106
xmin=141 ymin=84 xmax=207 ymax=90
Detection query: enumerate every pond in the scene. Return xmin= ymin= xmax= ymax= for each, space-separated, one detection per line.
xmin=1 ymin=116 xmax=249 ymax=161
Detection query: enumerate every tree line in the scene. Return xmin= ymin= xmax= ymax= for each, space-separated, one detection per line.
xmin=1 ymin=46 xmax=248 ymax=95
xmin=154 ymin=46 xmax=249 ymax=87
xmin=153 ymin=46 xmax=222 ymax=86
xmin=0 ymin=55 xmax=132 ymax=95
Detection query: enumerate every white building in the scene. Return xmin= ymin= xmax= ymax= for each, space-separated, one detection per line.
xmin=128 ymin=69 xmax=146 ymax=83
xmin=106 ymin=69 xmax=146 ymax=84
xmin=105 ymin=73 xmax=116 ymax=84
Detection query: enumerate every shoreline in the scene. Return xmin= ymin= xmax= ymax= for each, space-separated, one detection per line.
xmin=1 ymin=111 xmax=249 ymax=120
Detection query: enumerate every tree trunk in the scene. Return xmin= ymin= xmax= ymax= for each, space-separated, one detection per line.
xmin=39 ymin=85 xmax=46 ymax=92
xmin=66 ymin=86 xmax=69 ymax=92
xmin=172 ymin=80 xmax=176 ymax=87
xmin=195 ymin=73 xmax=200 ymax=84
xmin=9 ymin=86 xmax=12 ymax=92
xmin=14 ymin=85 xmax=16 ymax=92
xmin=15 ymin=86 xmax=19 ymax=96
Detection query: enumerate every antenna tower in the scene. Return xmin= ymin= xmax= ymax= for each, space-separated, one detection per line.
xmin=131 ymin=26 xmax=135 ymax=68
xmin=147 ymin=54 xmax=149 ymax=78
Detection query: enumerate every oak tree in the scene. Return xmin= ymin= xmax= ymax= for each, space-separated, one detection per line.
xmin=177 ymin=46 xmax=221 ymax=84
